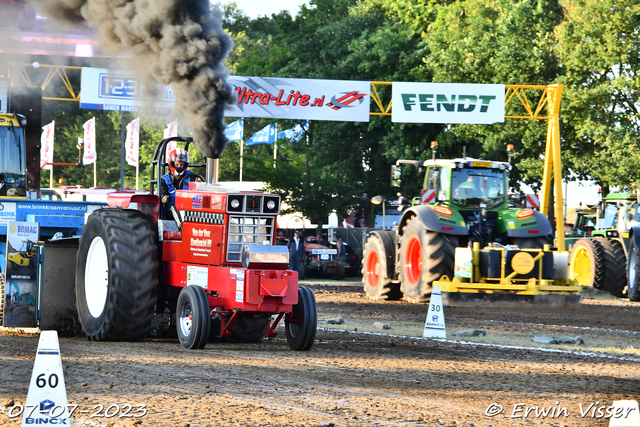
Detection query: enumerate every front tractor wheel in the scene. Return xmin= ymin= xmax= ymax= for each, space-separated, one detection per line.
xmin=362 ymin=235 xmax=400 ymax=300
xmin=285 ymin=286 xmax=317 ymax=351
xmin=569 ymin=238 xmax=606 ymax=290
xmin=177 ymin=285 xmax=211 ymax=349
xmin=399 ymin=219 xmax=457 ymax=303
xmin=76 ymin=209 xmax=159 ymax=341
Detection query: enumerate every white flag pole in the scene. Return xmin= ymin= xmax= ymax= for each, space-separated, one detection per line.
xmin=50 ymin=168 xmax=53 ymax=188
xmin=273 ymin=124 xmax=278 ymax=168
xmin=240 ymin=140 xmax=244 ymax=182
xmin=93 ymin=162 xmax=97 ymax=188
xmin=136 ymin=162 xmax=139 ymax=190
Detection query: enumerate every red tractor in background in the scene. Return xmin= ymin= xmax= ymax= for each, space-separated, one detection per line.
xmin=73 ymin=137 xmax=317 ymax=350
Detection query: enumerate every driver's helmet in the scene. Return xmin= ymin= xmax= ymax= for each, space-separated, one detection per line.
xmin=169 ymin=148 xmax=189 ymax=176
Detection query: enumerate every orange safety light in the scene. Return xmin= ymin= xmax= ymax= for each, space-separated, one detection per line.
xmin=517 ymin=209 xmax=534 ymax=219
xmin=434 ymin=205 xmax=453 ymax=216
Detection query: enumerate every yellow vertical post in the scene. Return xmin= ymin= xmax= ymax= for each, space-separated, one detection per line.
xmin=540 ymin=84 xmax=564 ymax=250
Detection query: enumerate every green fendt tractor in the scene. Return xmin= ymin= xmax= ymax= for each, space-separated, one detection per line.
xmin=568 ymin=191 xmax=640 ymax=299
xmin=362 ymin=151 xmax=555 ymax=303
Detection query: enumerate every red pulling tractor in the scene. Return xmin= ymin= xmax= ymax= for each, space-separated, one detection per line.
xmin=73 ymin=137 xmax=317 ymax=350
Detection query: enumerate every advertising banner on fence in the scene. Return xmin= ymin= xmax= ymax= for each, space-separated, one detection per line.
xmin=392 ymin=82 xmax=505 ymax=124
xmin=226 ymin=76 xmax=371 ymax=122
xmin=3 ymin=221 xmax=39 ymax=327
xmin=80 ymin=67 xmax=175 ymax=113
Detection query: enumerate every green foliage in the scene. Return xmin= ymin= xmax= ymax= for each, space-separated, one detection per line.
xmin=556 ymin=0 xmax=640 ymax=189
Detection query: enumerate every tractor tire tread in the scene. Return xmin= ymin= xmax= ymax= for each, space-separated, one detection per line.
xmin=362 ymin=235 xmax=401 ymax=301
xmin=76 ymin=209 xmax=158 ymax=342
xmin=600 ymin=239 xmax=626 ymax=297
xmin=399 ymin=219 xmax=457 ymax=303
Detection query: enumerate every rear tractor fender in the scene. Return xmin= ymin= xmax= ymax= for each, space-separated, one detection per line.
xmin=398 ymin=205 xmax=468 ymax=237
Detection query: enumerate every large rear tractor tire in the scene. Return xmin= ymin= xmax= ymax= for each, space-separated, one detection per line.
xmin=626 ymin=239 xmax=640 ymax=302
xmin=285 ymin=286 xmax=317 ymax=351
xmin=362 ymin=235 xmax=400 ymax=300
xmin=176 ymin=285 xmax=211 ymax=349
xmin=569 ymin=238 xmax=606 ymax=290
xmin=399 ymin=218 xmax=458 ymax=303
xmin=76 ymin=209 xmax=158 ymax=341
xmin=600 ymin=239 xmax=627 ymax=297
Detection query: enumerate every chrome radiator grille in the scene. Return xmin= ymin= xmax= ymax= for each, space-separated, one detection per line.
xmin=226 ymin=216 xmax=275 ymax=262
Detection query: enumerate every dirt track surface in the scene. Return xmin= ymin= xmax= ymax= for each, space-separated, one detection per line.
xmin=0 ymin=281 xmax=639 ymax=427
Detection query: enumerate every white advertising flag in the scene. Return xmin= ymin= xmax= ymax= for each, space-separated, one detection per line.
xmin=164 ymin=120 xmax=178 ymax=160
xmin=125 ymin=118 xmax=140 ymax=167
xmin=82 ymin=117 xmax=97 ymax=165
xmin=40 ymin=121 xmax=55 ymax=170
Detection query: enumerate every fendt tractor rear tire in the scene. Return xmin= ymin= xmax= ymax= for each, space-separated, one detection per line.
xmin=285 ymin=286 xmax=317 ymax=351
xmin=76 ymin=209 xmax=159 ymax=341
xmin=600 ymin=239 xmax=626 ymax=297
xmin=626 ymin=240 xmax=640 ymax=302
xmin=362 ymin=235 xmax=401 ymax=301
xmin=176 ymin=285 xmax=211 ymax=349
xmin=569 ymin=238 xmax=606 ymax=290
xmin=399 ymin=218 xmax=457 ymax=303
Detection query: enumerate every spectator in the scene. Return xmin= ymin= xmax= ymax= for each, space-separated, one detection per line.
xmin=334 ymin=236 xmax=346 ymax=263
xmin=288 ymin=230 xmax=305 ymax=272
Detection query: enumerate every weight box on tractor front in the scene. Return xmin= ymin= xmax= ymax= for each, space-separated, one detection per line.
xmin=34 ymin=137 xmax=318 ymax=350
xmin=362 ymin=148 xmax=580 ymax=304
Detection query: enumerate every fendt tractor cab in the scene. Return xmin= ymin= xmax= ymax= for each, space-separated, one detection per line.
xmin=72 ymin=137 xmax=318 ymax=350
xmin=362 ymin=145 xmax=578 ymax=303
xmin=0 ymin=112 xmax=28 ymax=198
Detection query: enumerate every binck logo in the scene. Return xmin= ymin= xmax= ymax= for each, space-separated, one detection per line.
xmin=39 ymin=399 xmax=55 ymax=413
xmin=401 ymin=93 xmax=497 ymax=113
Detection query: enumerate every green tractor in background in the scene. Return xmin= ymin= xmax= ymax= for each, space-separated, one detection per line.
xmin=362 ymin=148 xmax=555 ymax=303
xmin=568 ymin=191 xmax=640 ymax=300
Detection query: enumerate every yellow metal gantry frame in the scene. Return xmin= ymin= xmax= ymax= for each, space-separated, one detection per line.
xmin=8 ymin=62 xmax=81 ymax=102
xmin=370 ymin=82 xmax=565 ymax=249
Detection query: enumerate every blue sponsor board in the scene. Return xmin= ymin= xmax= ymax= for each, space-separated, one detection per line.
xmin=80 ymin=67 xmax=175 ymax=113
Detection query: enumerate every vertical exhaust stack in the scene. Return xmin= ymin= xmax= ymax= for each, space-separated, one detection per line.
xmin=206 ymin=158 xmax=219 ymax=185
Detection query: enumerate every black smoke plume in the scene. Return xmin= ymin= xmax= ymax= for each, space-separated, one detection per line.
xmin=36 ymin=0 xmax=233 ymax=159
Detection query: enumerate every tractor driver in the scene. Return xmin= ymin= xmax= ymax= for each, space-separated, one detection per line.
xmin=457 ymin=175 xmax=479 ymax=198
xmin=160 ymin=148 xmax=202 ymax=218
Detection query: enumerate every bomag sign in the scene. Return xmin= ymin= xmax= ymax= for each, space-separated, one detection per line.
xmin=392 ymin=82 xmax=505 ymax=124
